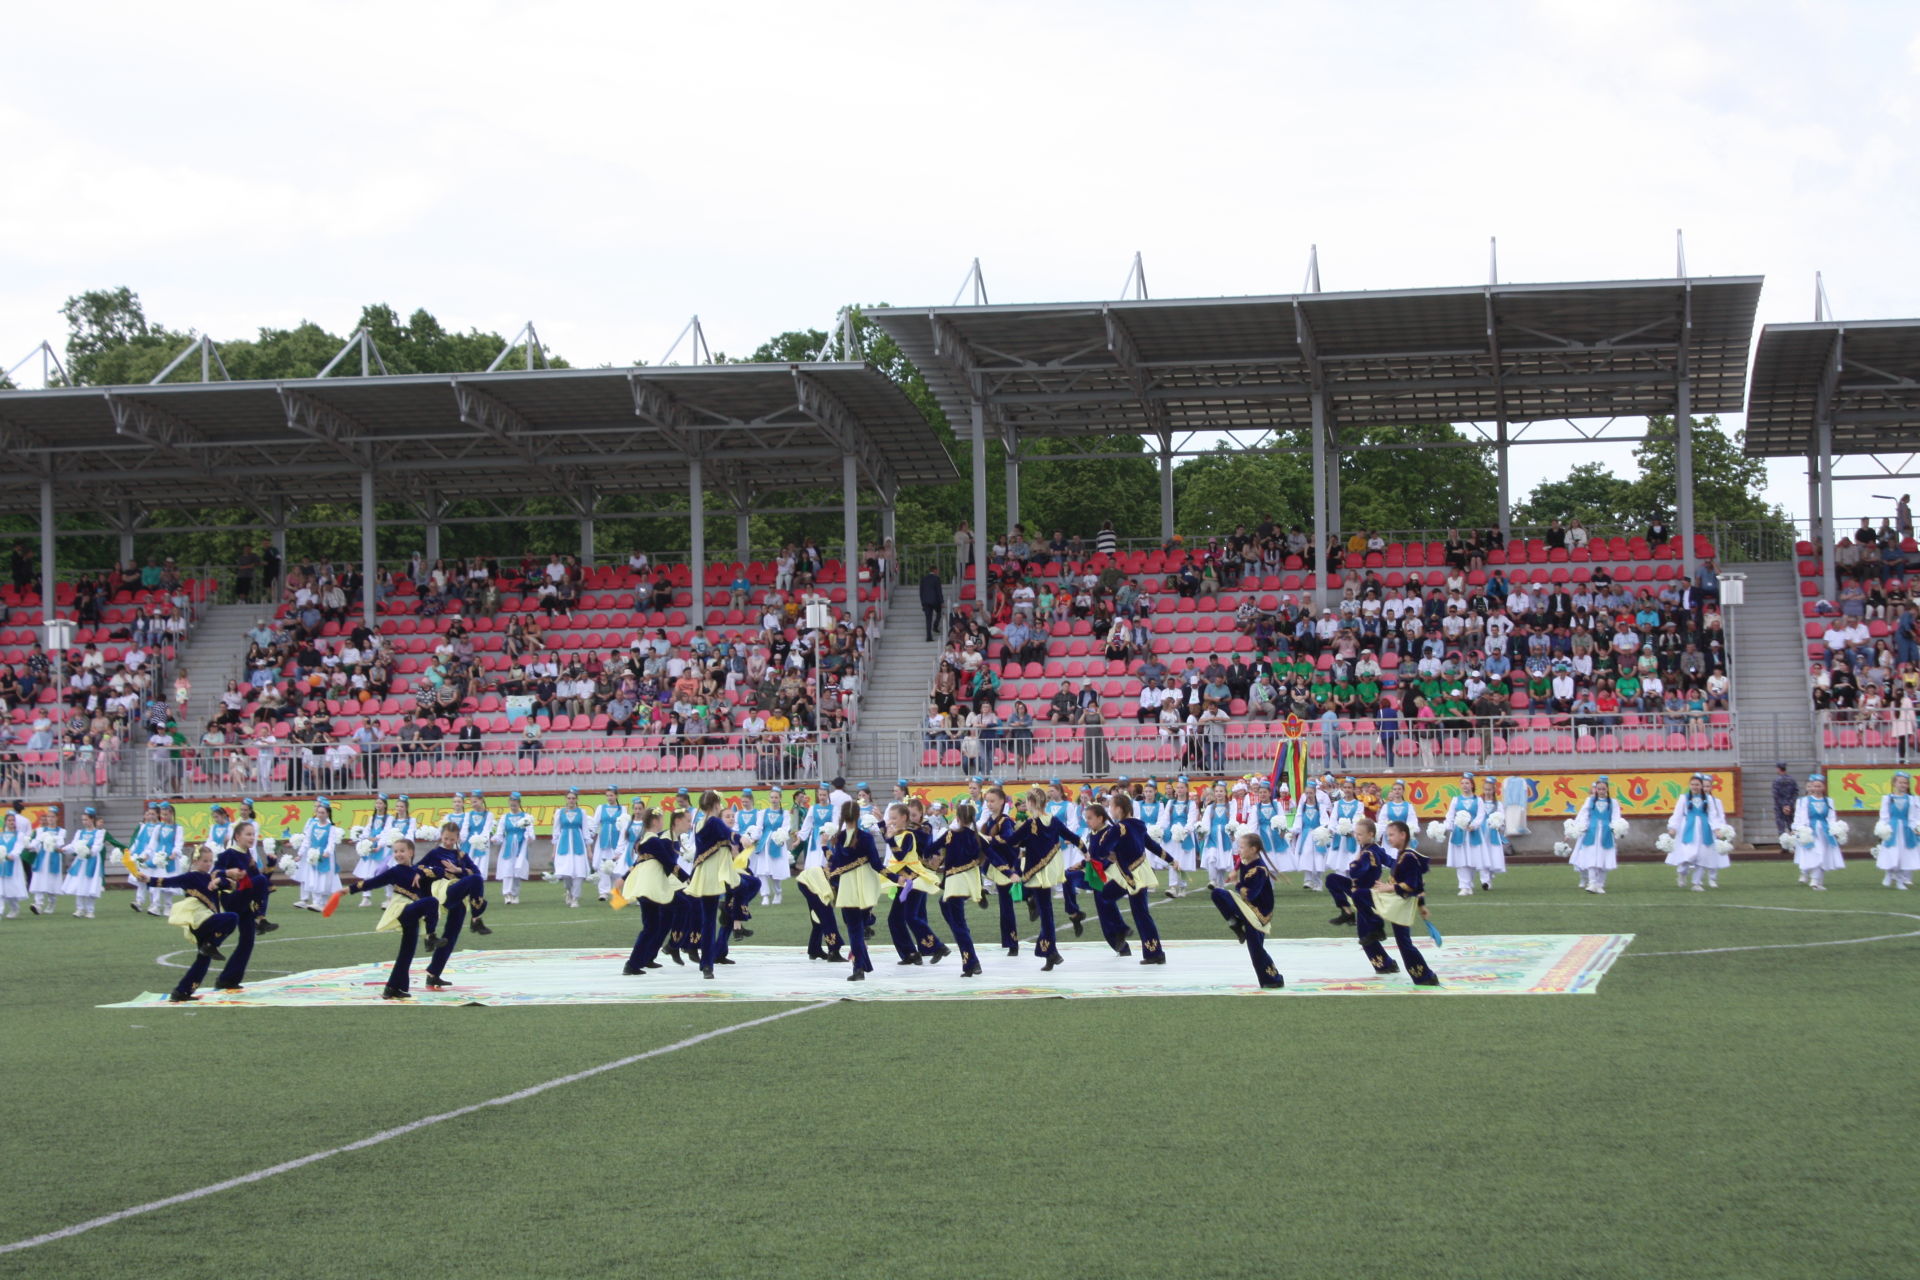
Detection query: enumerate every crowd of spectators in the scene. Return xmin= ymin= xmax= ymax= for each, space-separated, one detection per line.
xmin=929 ymin=516 xmax=1731 ymax=771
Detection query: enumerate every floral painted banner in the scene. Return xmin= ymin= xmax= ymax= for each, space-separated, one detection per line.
xmin=1822 ymin=767 xmax=1912 ymax=813
xmin=117 ymin=768 xmax=1737 ymax=844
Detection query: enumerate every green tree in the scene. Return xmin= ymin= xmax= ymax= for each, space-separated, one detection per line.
xmin=1175 ymin=445 xmax=1310 ymax=534
xmin=1513 ymin=461 xmax=1638 ymax=531
xmin=1336 ymin=423 xmax=1499 ymax=534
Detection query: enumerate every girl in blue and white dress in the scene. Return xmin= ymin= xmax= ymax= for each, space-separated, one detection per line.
xmin=148 ymin=804 xmax=187 ymax=917
xmin=1199 ymin=781 xmax=1238 ymax=890
xmin=125 ymin=805 xmax=161 ymax=914
xmin=60 ymin=808 xmax=108 ymax=918
xmin=205 ymin=805 xmax=234 ymax=855
xmin=1662 ymin=774 xmax=1727 ymax=891
xmin=1291 ymin=790 xmax=1329 ymax=890
xmin=0 ymin=820 xmax=27 ymax=918
xmin=549 ymin=789 xmax=591 ymax=907
xmin=1163 ymin=778 xmax=1198 ymax=897
xmin=1435 ymin=773 xmax=1482 ymax=896
xmin=1875 ymin=771 xmax=1920 ymax=890
xmin=800 ymin=790 xmax=836 ymax=870
xmin=28 ymin=808 xmax=67 ymax=916
xmin=351 ymin=795 xmax=397 ymax=906
xmin=1249 ymin=780 xmax=1290 ymax=876
xmin=459 ymin=793 xmax=497 ymax=880
xmin=296 ymin=799 xmax=343 ymax=909
xmin=1378 ymin=781 xmax=1417 ymax=844
xmin=750 ymin=786 xmax=792 ymax=905
xmin=1788 ymin=774 xmax=1847 ymax=890
xmin=1561 ymin=777 xmax=1627 ymax=894
xmin=496 ymin=793 xmax=536 ymax=904
xmin=1476 ymin=776 xmax=1509 ymax=893
xmin=1328 ymin=779 xmax=1365 ymax=880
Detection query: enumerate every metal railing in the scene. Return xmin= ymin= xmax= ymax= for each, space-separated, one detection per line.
xmin=1814 ymin=709 xmax=1920 ymax=767
xmin=863 ymin=713 xmax=1741 ymax=783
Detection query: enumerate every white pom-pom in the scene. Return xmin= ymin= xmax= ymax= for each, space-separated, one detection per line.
xmin=1233 ymin=822 xmax=1258 ymax=841
xmin=1486 ymin=812 xmax=1508 ymax=837
xmin=1829 ymin=820 xmax=1850 ymax=845
xmin=1452 ymin=809 xmax=1473 ymax=830
xmin=1334 ymin=816 xmax=1355 ymax=836
xmin=1563 ymin=818 xmax=1585 ymax=840
xmin=1712 ymin=823 xmax=1736 ymax=843
xmin=1552 ymin=841 xmax=1573 ymax=859
xmin=1655 ymin=832 xmax=1676 ymax=854
xmin=260 ymin=837 xmax=278 ymax=857
xmin=1312 ymin=826 xmax=1333 ymax=847
xmin=1785 ymin=826 xmax=1811 ymax=850
xmin=350 ymin=824 xmax=368 ymax=841
xmin=355 ymin=838 xmax=375 ymax=857
xmin=1874 ymin=821 xmax=1893 ymax=841
xmin=1425 ymin=820 xmax=1449 ymax=843
xmin=1713 ymin=839 xmax=1734 ymax=856
xmin=1610 ymin=817 xmax=1629 ymax=838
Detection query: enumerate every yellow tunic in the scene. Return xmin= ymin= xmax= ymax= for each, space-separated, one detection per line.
xmin=1373 ymin=887 xmax=1421 ymax=929
xmin=687 ymin=853 xmax=731 ymax=899
xmin=795 ymin=865 xmax=835 ymax=905
xmin=1231 ymin=891 xmax=1272 ymax=935
xmin=375 ymin=895 xmax=409 ymax=934
xmin=832 ymin=863 xmax=883 ymax=911
xmin=624 ymin=860 xmax=681 ymax=905
xmin=1024 ymin=847 xmax=1067 ymax=890
xmin=942 ymin=866 xmax=983 ymax=901
xmin=167 ymin=896 xmax=212 ymax=942
xmin=1120 ymin=858 xmax=1160 ymax=891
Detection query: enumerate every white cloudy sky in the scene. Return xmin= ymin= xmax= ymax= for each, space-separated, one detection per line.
xmin=3 ymin=0 xmax=1916 ymax=526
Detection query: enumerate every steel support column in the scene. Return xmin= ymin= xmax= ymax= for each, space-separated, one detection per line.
xmin=1675 ymin=378 xmax=1697 ymax=579
xmin=423 ymin=491 xmax=441 ymax=565
xmin=579 ymin=504 xmax=596 ymax=567
xmin=689 ymin=458 xmax=706 ymax=628
xmin=1159 ymin=444 xmax=1175 ymax=542
xmin=735 ymin=511 xmax=752 ymax=560
xmin=1495 ymin=420 xmax=1512 ymax=539
xmin=1310 ymin=390 xmax=1329 ymax=614
xmin=1806 ymin=454 xmax=1823 ymax=554
xmin=880 ymin=504 xmax=896 ymax=552
xmin=39 ymin=477 xmax=55 ymax=622
xmin=359 ymin=469 xmax=377 ymax=630
xmin=1815 ymin=420 xmax=1837 ymax=604
xmin=269 ymin=497 xmax=288 ymax=571
xmin=970 ymin=401 xmax=989 ymax=602
xmin=842 ymin=453 xmax=860 ymax=605
xmin=117 ymin=499 xmax=136 ymax=565
xmin=1005 ymin=455 xmax=1020 ymax=532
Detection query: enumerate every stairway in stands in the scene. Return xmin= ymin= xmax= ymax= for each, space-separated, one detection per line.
xmin=846 ymin=583 xmax=944 ymax=784
xmin=176 ymin=603 xmax=262 ymax=737
xmin=1729 ymin=562 xmax=1817 ymax=842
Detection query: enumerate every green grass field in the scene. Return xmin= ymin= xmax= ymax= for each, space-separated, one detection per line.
xmin=2 ymin=863 xmax=1916 ymax=1279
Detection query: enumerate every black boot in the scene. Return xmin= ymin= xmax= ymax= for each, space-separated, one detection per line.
xmin=167 ymin=991 xmax=199 ymax=1003
xmin=896 ymin=954 xmax=923 ymax=966
xmin=1259 ymin=974 xmax=1286 ymax=990
xmin=470 ymin=918 xmax=493 ymax=936
xmin=257 ymin=919 xmax=280 ymax=933
xmin=1328 ymin=910 xmax=1356 ymax=926
xmin=928 ymin=942 xmax=951 ymax=964
xmin=823 ymin=949 xmax=847 ymax=963
xmin=666 ymin=945 xmax=684 ymax=965
xmin=425 ymin=974 xmax=452 ymax=989
xmin=1068 ymin=912 xmax=1085 ymax=937
xmin=622 ymin=964 xmax=646 ymax=976
xmin=1042 ymin=952 xmax=1062 ymax=972
xmin=847 ymin=970 xmax=865 ymax=982
xmin=424 ymin=933 xmax=441 ymax=951
xmin=1005 ymin=941 xmax=1020 ymax=957
xmin=1112 ymin=940 xmax=1132 ymax=956
xmin=701 ymin=966 xmax=715 ymax=980
xmin=381 ymin=985 xmax=412 ymax=1000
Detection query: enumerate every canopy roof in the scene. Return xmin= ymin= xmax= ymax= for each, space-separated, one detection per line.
xmin=0 ymin=362 xmax=955 ymax=517
xmin=867 ymin=276 xmax=1763 ymax=445
xmin=1744 ymin=319 xmax=1920 ymax=457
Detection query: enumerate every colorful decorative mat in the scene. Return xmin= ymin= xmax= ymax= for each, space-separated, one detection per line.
xmin=104 ymin=935 xmax=1632 ymax=1006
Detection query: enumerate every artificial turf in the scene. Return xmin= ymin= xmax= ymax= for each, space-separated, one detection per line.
xmin=1 ymin=863 xmax=1915 ymax=1279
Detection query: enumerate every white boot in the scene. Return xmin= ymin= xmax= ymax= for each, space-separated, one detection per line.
xmin=1809 ymin=869 xmax=1827 ymax=890
xmin=1690 ymin=867 xmax=1707 ymax=892
xmin=771 ymin=881 xmax=784 ymax=905
xmin=1591 ymin=869 xmax=1608 ymax=894
xmin=1455 ymin=867 xmax=1474 ymax=896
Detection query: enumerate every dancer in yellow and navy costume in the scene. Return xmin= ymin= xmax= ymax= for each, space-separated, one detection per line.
xmin=1347 ymin=817 xmax=1439 ymax=987
xmin=686 ymin=790 xmax=744 ymax=980
xmin=1210 ymin=831 xmax=1285 ymax=989
xmin=927 ymin=801 xmax=987 ymax=977
xmin=884 ymin=802 xmax=949 ymax=965
xmin=1012 ymin=786 xmax=1084 ymax=971
xmin=621 ymin=807 xmax=685 ymax=975
xmin=416 ymin=823 xmax=492 ymax=990
xmin=347 ymin=838 xmax=440 ymax=999
xmin=825 ymin=799 xmax=885 ymax=981
xmin=128 ymin=848 xmax=242 ymax=1003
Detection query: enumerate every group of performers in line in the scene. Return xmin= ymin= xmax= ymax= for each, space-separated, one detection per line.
xmin=76 ymin=762 xmax=1920 ymax=1001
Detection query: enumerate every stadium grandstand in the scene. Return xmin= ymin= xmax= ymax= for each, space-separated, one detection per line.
xmin=1 ymin=275 xmax=1916 ymax=849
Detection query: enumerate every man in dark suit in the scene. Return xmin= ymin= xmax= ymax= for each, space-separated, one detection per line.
xmin=919 ymin=570 xmax=944 ymax=641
